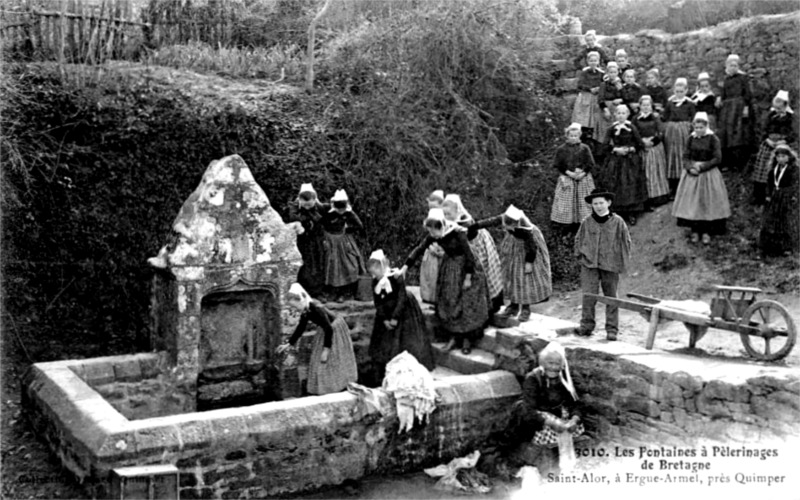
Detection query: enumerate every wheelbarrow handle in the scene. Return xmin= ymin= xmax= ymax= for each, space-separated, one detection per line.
xmin=626 ymin=292 xmax=661 ymax=304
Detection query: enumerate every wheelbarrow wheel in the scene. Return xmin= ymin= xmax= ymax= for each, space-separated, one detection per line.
xmin=740 ymin=300 xmax=797 ymax=361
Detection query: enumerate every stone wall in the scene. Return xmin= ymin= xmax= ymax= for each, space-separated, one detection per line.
xmin=567 ymin=343 xmax=800 ymax=446
xmin=561 ymin=12 xmax=800 ymax=132
xmin=431 ymin=312 xmax=800 ymax=446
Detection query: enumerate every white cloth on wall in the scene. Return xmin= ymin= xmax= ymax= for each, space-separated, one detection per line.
xmin=382 ymin=351 xmax=437 ymax=433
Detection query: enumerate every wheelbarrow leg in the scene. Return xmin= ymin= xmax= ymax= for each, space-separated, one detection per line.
xmin=646 ymin=308 xmax=660 ymax=350
xmin=686 ymin=324 xmax=709 ymax=348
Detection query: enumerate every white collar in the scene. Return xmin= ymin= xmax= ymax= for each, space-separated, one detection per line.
xmin=374 ymin=271 xmax=396 ymax=295
xmin=692 ymin=90 xmax=714 ymax=101
xmin=774 ymin=163 xmax=790 ymax=188
xmin=771 ymin=106 xmax=794 ymax=115
xmin=670 ymin=95 xmax=688 ymax=105
xmin=691 ymin=127 xmax=714 ymax=138
xmin=613 ymin=120 xmax=632 ymax=135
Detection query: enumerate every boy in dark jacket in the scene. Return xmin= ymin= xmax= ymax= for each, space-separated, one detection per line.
xmin=573 ymin=189 xmax=631 ymax=341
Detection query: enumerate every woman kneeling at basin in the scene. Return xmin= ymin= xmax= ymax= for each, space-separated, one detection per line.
xmin=508 ymin=342 xmax=584 ymax=472
xmin=278 ymin=283 xmax=358 ymax=395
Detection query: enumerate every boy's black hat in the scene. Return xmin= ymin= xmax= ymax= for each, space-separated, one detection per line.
xmin=585 ymin=188 xmax=615 ymax=204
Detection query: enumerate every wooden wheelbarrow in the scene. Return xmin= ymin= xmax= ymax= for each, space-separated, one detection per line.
xmin=585 ymin=285 xmax=797 ymax=361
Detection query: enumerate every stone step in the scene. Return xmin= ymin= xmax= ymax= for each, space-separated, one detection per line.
xmin=493 ymin=313 xmax=579 ymax=357
xmin=432 ymin=343 xmax=496 ymax=375
xmin=431 ymin=366 xmax=463 ymax=380
xmin=476 ymin=327 xmax=497 ymax=352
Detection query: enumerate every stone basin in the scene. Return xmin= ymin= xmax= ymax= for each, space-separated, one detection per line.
xmin=22 ymin=350 xmax=521 ymax=499
xmin=22 ymin=306 xmax=800 ymax=498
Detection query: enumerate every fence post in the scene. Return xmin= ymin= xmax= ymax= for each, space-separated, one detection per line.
xmin=59 ymin=0 xmax=67 ymax=66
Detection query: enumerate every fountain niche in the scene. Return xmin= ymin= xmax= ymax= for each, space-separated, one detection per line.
xmin=147 ymin=154 xmax=303 ymax=410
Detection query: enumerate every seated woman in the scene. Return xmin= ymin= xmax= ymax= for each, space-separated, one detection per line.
xmin=367 ymin=249 xmax=435 ymax=386
xmin=508 ymin=342 xmax=583 ymax=473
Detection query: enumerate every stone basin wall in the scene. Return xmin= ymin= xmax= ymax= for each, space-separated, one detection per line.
xmin=22 ymin=352 xmax=520 ymax=499
xmin=567 ymin=343 xmax=800 ymax=446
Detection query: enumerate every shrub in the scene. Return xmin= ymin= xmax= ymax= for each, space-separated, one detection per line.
xmin=2 ymin=1 xmax=576 ymax=358
xmin=313 ymin=0 xmax=568 ymax=262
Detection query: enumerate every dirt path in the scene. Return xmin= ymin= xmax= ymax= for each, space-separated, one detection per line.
xmin=534 ymin=202 xmax=800 ymax=369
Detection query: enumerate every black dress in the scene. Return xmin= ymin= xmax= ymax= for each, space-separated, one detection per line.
xmin=321 ymin=210 xmax=366 ymax=288
xmin=718 ymin=71 xmax=753 ymax=150
xmin=511 ymin=370 xmax=583 ymax=444
xmin=644 ymin=84 xmax=668 ymax=112
xmin=406 ymin=228 xmax=489 ymax=340
xmin=760 ymin=159 xmax=800 ymax=255
xmin=369 ymin=274 xmax=435 ymax=384
xmin=573 ymin=45 xmax=610 ymax=70
xmin=286 ymin=202 xmax=329 ymax=296
xmin=602 ymin=121 xmax=648 ymax=215
xmin=620 ymin=83 xmax=643 ymax=112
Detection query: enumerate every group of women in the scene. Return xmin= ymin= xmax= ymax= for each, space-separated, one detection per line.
xmin=562 ymin=30 xmax=798 ymax=253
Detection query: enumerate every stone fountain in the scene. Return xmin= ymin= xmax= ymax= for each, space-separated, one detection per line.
xmin=21 ymin=155 xmax=522 ymax=499
xmin=24 ymin=155 xmax=796 ymax=498
xmin=146 ymin=154 xmax=304 ymax=410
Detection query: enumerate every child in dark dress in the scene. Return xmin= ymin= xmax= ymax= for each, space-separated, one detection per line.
xmin=760 ymin=145 xmax=800 ymax=256
xmin=573 ymin=29 xmax=609 ymax=70
xmin=444 ymin=194 xmax=503 ymax=318
xmin=572 ymin=51 xmax=605 ymax=142
xmin=322 ymin=189 xmax=366 ymax=302
xmin=691 ymin=72 xmax=718 ymax=131
xmin=277 ymin=283 xmax=358 ymax=395
xmin=716 ymin=54 xmax=753 ymax=170
xmin=663 ymin=77 xmax=697 ymax=195
xmin=752 ymin=90 xmax=796 ymax=205
xmin=602 ymin=104 xmax=647 ymax=226
xmin=643 ymin=68 xmax=668 ymax=115
xmin=620 ymin=68 xmax=642 ymax=114
xmin=633 ymin=95 xmax=671 ymax=208
xmin=615 ymin=48 xmax=631 ymax=74
xmin=597 ymin=62 xmax=624 ymax=144
xmin=286 ymin=183 xmax=328 ymax=297
xmin=420 ymin=190 xmax=445 ymax=304
xmin=401 ymin=209 xmax=489 ymax=355
xmin=367 ymin=249 xmax=435 ymax=386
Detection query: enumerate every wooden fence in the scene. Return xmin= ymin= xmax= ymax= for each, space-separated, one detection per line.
xmin=0 ymin=0 xmax=242 ymax=64
xmin=0 ymin=0 xmax=147 ymax=63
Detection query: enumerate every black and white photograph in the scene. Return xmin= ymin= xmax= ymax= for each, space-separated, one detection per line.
xmin=1 ymin=0 xmax=798 ymax=499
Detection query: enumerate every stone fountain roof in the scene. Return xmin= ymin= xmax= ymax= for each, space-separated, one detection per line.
xmin=148 ymin=154 xmax=301 ymax=276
